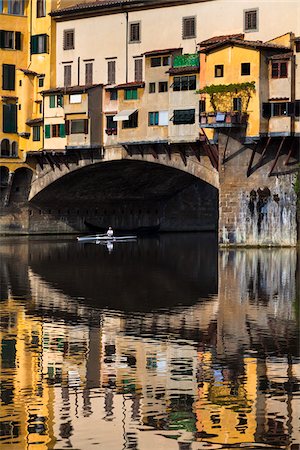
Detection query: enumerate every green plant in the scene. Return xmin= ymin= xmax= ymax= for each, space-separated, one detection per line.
xmin=197 ymin=81 xmax=256 ymax=112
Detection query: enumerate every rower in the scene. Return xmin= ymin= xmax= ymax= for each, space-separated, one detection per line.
xmin=107 ymin=226 xmax=114 ymax=238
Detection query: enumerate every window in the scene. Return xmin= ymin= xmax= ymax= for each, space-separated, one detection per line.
xmin=107 ymin=60 xmax=116 ymax=85
xmin=110 ymin=90 xmax=118 ymax=100
xmin=63 ymin=29 xmax=74 ymax=50
xmin=173 ymin=75 xmax=196 ymax=91
xmin=123 ymin=111 xmax=138 ymax=129
xmin=233 ymin=97 xmax=242 ymax=112
xmin=199 ymin=99 xmax=206 ymax=113
xmin=8 ymin=0 xmax=24 ymax=15
xmin=129 ymin=22 xmax=140 ymax=43
xmin=241 ymin=63 xmax=251 ymax=76
xmin=182 ymin=16 xmax=196 ymax=39
xmin=151 ymin=57 xmax=161 ymax=67
xmin=295 ymin=100 xmax=300 ymax=117
xmin=271 ymin=62 xmax=288 ymax=78
xmin=36 ymin=0 xmax=45 ymax=17
xmin=163 ymin=56 xmax=171 ymax=66
xmin=262 ymin=102 xmax=294 ymax=118
xmin=45 ymin=123 xmax=65 ymax=138
xmin=2 ymin=64 xmax=15 ymax=90
xmin=173 ymin=109 xmax=195 ymax=125
xmin=31 ymin=34 xmax=48 ymax=54
xmin=158 ymin=81 xmax=168 ymax=93
xmin=296 ymin=41 xmax=300 ymax=53
xmin=64 ymin=65 xmax=71 ymax=87
xmin=70 ymin=119 xmax=88 ymax=134
xmin=0 ymin=31 xmax=21 ymax=50
xmin=149 ymin=82 xmax=156 ymax=93
xmin=215 ymin=65 xmax=224 ymax=77
xmin=85 ymin=63 xmax=93 ymax=85
xmin=124 ymin=89 xmax=138 ymax=100
xmin=3 ymin=104 xmax=17 ymax=133
xmin=38 ymin=76 xmax=44 ymax=87
xmin=33 ymin=126 xmax=40 ymax=141
xmin=69 ymin=94 xmax=82 ymax=104
xmin=49 ymin=94 xmax=63 ymax=108
xmin=244 ymin=9 xmax=258 ymax=32
xmin=134 ymin=58 xmax=143 ymax=82
xmin=106 ymin=115 xmax=117 ymax=134
xmin=149 ymin=112 xmax=159 ymax=126
xmin=0 ymin=139 xmax=10 ymax=156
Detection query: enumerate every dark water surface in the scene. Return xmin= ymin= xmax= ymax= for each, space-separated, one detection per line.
xmin=0 ymin=234 xmax=299 ymax=450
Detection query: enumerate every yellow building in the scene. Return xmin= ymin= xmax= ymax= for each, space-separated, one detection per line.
xmin=198 ymin=37 xmax=291 ymax=139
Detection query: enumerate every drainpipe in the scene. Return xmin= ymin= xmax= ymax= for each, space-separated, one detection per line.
xmin=78 ymin=57 xmax=80 ymax=86
xmin=125 ymin=11 xmax=129 ymax=83
xmin=291 ymin=54 xmax=296 ymax=136
xmin=29 ymin=0 xmax=33 ymax=65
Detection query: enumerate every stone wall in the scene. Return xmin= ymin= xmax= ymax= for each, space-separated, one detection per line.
xmin=218 ymin=131 xmax=299 ymax=246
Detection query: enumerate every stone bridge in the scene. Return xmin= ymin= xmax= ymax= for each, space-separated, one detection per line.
xmin=0 ymin=132 xmax=299 ymax=246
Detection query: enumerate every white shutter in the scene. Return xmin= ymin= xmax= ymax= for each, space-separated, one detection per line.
xmin=158 ymin=111 xmax=168 ymax=126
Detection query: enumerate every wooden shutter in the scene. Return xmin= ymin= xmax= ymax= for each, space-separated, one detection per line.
xmin=2 ymin=64 xmax=15 ymax=90
xmin=0 ymin=30 xmax=5 ymax=48
xmin=134 ymin=59 xmax=143 ymax=82
xmin=183 ymin=17 xmax=195 ymax=39
xmin=85 ymin=63 xmax=93 ymax=85
xmin=59 ymin=124 xmax=66 ymax=137
xmin=63 ymin=30 xmax=74 ymax=50
xmin=31 ymin=35 xmax=38 ymax=54
xmin=262 ymin=103 xmax=271 ymax=118
xmin=15 ymin=32 xmax=21 ymax=50
xmin=3 ymin=104 xmax=17 ymax=133
xmin=49 ymin=95 xmax=56 ymax=108
xmin=107 ymin=61 xmax=116 ymax=84
xmin=65 ymin=120 xmax=70 ymax=135
xmin=45 ymin=124 xmax=51 ymax=138
xmin=64 ymin=65 xmax=71 ymax=87
xmin=84 ymin=119 xmax=89 ymax=134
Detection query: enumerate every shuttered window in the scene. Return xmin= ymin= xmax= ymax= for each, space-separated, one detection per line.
xmin=33 ymin=126 xmax=40 ymax=141
xmin=64 ymin=65 xmax=71 ymax=87
xmin=134 ymin=58 xmax=143 ymax=82
xmin=0 ymin=31 xmax=21 ymax=50
xmin=71 ymin=119 xmax=88 ymax=134
xmin=3 ymin=104 xmax=17 ymax=133
xmin=45 ymin=124 xmax=51 ymax=138
xmin=59 ymin=124 xmax=66 ymax=138
xmin=31 ymin=34 xmax=48 ymax=54
xmin=149 ymin=112 xmax=159 ymax=126
xmin=49 ymin=95 xmax=56 ymax=108
xmin=63 ymin=29 xmax=74 ymax=50
xmin=182 ymin=16 xmax=196 ymax=39
xmin=173 ymin=109 xmax=195 ymax=125
xmin=124 ymin=89 xmax=138 ymax=100
xmin=2 ymin=64 xmax=15 ymax=90
xmin=129 ymin=22 xmax=140 ymax=43
xmin=244 ymin=9 xmax=258 ymax=32
xmin=107 ymin=60 xmax=116 ymax=85
xmin=85 ymin=63 xmax=93 ymax=85
xmin=36 ymin=0 xmax=46 ymax=17
xmin=271 ymin=62 xmax=288 ymax=78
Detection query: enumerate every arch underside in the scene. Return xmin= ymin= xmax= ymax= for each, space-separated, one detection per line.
xmin=29 ymin=158 xmax=219 ymax=233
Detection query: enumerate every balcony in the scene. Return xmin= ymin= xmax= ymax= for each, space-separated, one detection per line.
xmin=200 ymin=111 xmax=248 ymax=128
xmin=105 ymin=128 xmax=117 ymax=136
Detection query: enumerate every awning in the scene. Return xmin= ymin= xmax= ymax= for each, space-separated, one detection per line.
xmin=113 ymin=109 xmax=137 ymax=122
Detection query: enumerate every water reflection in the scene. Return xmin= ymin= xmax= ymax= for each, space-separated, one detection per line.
xmin=0 ymin=235 xmax=299 ymax=450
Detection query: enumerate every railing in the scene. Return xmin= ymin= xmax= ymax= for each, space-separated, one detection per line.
xmin=200 ymin=111 xmax=248 ymax=127
xmin=105 ymin=128 xmax=117 ymax=135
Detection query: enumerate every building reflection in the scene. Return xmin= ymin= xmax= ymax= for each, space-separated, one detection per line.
xmin=0 ymin=238 xmax=299 ymax=449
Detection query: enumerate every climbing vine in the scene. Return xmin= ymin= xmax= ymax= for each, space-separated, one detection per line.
xmin=197 ymin=81 xmax=256 ymax=113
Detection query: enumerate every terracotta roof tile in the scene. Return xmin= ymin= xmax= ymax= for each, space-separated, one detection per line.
xmin=51 ymin=0 xmax=140 ymax=16
xmin=106 ymin=81 xmax=145 ymax=90
xmin=42 ymin=84 xmax=102 ymax=95
xmin=198 ymin=34 xmax=244 ymax=46
xmin=143 ymin=48 xmax=182 ymax=57
xmin=268 ymin=52 xmax=293 ymax=60
xmin=200 ymin=38 xmax=291 ymax=53
xmin=167 ymin=66 xmax=199 ymax=75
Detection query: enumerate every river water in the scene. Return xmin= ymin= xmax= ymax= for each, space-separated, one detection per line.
xmin=0 ymin=234 xmax=299 ymax=450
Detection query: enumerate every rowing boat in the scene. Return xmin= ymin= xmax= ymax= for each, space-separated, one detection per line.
xmin=77 ymin=234 xmax=137 ymax=243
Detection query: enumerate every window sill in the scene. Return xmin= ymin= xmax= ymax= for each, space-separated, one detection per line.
xmin=182 ymin=35 xmax=196 ymax=40
xmin=129 ymin=40 xmax=141 ymax=44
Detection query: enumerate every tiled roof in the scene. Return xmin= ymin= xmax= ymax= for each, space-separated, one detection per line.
xmin=167 ymin=66 xmax=200 ymax=75
xmin=26 ymin=117 xmax=43 ymax=126
xmin=268 ymin=52 xmax=293 ymax=60
xmin=198 ymin=34 xmax=244 ymax=46
xmin=51 ymin=0 xmax=136 ymax=16
xmin=143 ymin=48 xmax=182 ymax=57
xmin=42 ymin=84 xmax=102 ymax=95
xmin=200 ymin=38 xmax=291 ymax=53
xmin=18 ymin=68 xmax=42 ymax=76
xmin=107 ymin=81 xmax=145 ymax=90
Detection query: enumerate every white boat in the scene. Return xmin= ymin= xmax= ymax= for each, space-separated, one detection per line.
xmin=77 ymin=234 xmax=137 ymax=243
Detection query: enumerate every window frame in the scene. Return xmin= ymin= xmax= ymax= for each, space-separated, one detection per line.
xmin=214 ymin=65 xmax=224 ymax=78
xmin=173 ymin=109 xmax=195 ymax=125
xmin=271 ymin=61 xmax=288 ymax=79
xmin=124 ymin=88 xmax=138 ymax=100
xmin=85 ymin=62 xmax=93 ymax=85
xmin=182 ymin=16 xmax=196 ymax=39
xmin=71 ymin=119 xmax=88 ymax=134
xmin=173 ymin=75 xmax=196 ymax=91
xmin=63 ymin=29 xmax=75 ymax=51
xmin=149 ymin=82 xmax=156 ymax=94
xmin=63 ymin=64 xmax=72 ymax=87
xmin=241 ymin=62 xmax=251 ymax=76
xmin=148 ymin=111 xmax=159 ymax=126
xmin=123 ymin=111 xmax=138 ymax=129
xmin=2 ymin=64 xmax=15 ymax=90
xmin=31 ymin=34 xmax=48 ymax=54
xmin=158 ymin=81 xmax=168 ymax=93
xmin=107 ymin=60 xmax=116 ymax=85
xmin=36 ymin=0 xmax=46 ymax=18
xmin=129 ymin=22 xmax=141 ymax=43
xmin=244 ymin=8 xmax=258 ymax=32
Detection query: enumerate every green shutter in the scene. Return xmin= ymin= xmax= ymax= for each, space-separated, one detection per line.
xmin=57 ymin=95 xmax=63 ymax=107
xmin=2 ymin=64 xmax=15 ymax=90
xmin=49 ymin=95 xmax=55 ymax=108
xmin=0 ymin=30 xmax=5 ymax=48
xmin=59 ymin=123 xmax=65 ymax=138
xmin=15 ymin=32 xmax=21 ymax=50
xmin=31 ymin=35 xmax=38 ymax=54
xmin=132 ymin=89 xmax=138 ymax=100
xmin=45 ymin=124 xmax=51 ymax=138
xmin=3 ymin=104 xmax=17 ymax=133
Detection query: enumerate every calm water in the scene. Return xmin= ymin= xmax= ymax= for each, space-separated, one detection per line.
xmin=0 ymin=234 xmax=299 ymax=450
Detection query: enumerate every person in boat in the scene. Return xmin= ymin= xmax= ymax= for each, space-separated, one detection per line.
xmin=107 ymin=227 xmax=114 ymax=238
